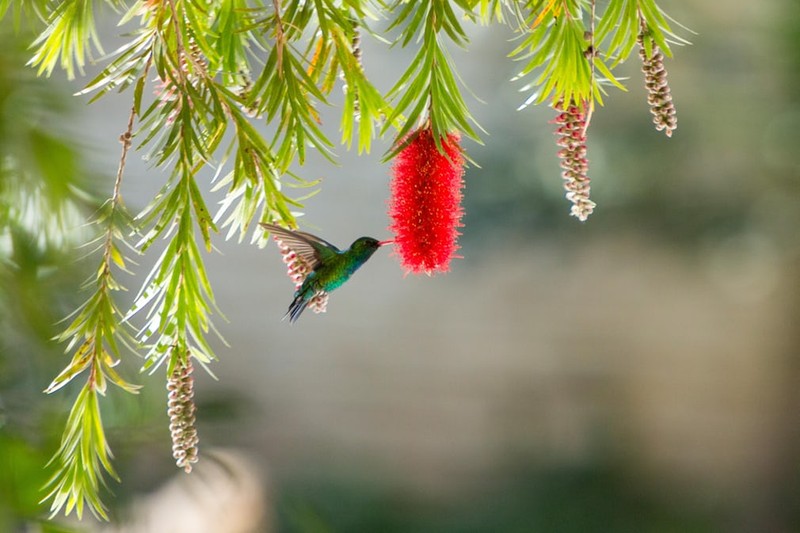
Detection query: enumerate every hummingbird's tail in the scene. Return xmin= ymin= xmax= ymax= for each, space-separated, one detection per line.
xmin=284 ymin=293 xmax=310 ymax=324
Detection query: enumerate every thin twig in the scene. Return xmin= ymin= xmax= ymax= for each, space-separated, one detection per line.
xmin=112 ymin=100 xmax=137 ymax=207
xmin=273 ymin=0 xmax=285 ymax=76
xmin=102 ymin=57 xmax=153 ymax=271
xmin=166 ymin=0 xmax=190 ymax=84
xmin=351 ymin=21 xmax=362 ymax=118
xmin=583 ymin=0 xmax=596 ymax=134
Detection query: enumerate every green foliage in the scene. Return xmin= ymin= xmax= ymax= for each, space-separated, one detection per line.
xmin=0 ymin=37 xmax=89 ymax=253
xmin=0 ymin=0 xmax=47 ymax=30
xmin=596 ymin=0 xmax=687 ymax=64
xmin=511 ymin=0 xmax=623 ymax=108
xmin=0 ymin=0 xmax=687 ymax=521
xmin=29 ymin=0 xmax=109 ymax=79
xmin=42 ymin=386 xmax=119 ymax=520
xmin=0 ymin=434 xmax=87 ymax=532
xmin=38 ymin=136 xmax=139 ymax=520
xmin=0 ymin=28 xmax=113 ymax=524
xmin=383 ymin=0 xmax=479 ymax=152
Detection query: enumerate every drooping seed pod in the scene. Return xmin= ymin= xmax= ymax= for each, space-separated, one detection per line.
xmin=167 ymin=357 xmax=199 ymax=473
xmin=553 ymin=99 xmax=595 ymax=221
xmin=638 ymin=30 xmax=678 ymax=137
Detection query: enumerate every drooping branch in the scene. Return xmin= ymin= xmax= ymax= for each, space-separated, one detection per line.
xmin=42 ymin=56 xmax=151 ymax=521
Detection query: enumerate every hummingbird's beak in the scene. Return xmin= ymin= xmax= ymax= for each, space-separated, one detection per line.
xmin=378 ymin=239 xmax=394 ymax=247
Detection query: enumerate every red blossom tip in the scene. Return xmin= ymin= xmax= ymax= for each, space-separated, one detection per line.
xmin=387 ymin=128 xmax=465 ymax=275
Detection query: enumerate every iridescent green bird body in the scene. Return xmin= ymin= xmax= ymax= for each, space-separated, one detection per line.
xmin=260 ymin=223 xmax=390 ymax=323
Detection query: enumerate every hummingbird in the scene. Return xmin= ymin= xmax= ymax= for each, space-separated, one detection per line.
xmin=260 ymin=223 xmax=392 ymax=323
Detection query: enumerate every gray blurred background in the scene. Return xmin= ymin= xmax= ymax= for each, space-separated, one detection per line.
xmin=2 ymin=1 xmax=800 ymax=532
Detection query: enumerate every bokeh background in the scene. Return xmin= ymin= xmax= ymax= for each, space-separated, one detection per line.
xmin=2 ymin=1 xmax=800 ymax=531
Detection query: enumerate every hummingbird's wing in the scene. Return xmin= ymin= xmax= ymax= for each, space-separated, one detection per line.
xmin=261 ymin=223 xmax=333 ymax=320
xmin=259 ymin=223 xmax=340 ymax=269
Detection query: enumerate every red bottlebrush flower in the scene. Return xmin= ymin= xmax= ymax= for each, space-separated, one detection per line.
xmin=388 ymin=128 xmax=465 ymax=275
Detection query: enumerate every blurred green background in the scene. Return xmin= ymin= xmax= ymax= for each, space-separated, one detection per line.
xmin=2 ymin=1 xmax=800 ymax=532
